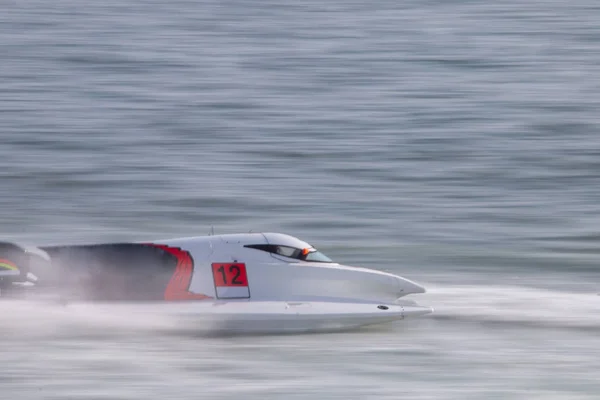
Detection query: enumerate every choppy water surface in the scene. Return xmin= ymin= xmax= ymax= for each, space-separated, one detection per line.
xmin=1 ymin=0 xmax=600 ymax=399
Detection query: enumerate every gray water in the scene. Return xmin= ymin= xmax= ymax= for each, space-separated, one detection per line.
xmin=1 ymin=0 xmax=600 ymax=398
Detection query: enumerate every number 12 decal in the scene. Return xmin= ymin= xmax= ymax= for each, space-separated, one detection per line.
xmin=211 ymin=263 xmax=250 ymax=299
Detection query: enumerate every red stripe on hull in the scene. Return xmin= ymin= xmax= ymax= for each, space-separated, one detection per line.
xmin=144 ymin=244 xmax=212 ymax=301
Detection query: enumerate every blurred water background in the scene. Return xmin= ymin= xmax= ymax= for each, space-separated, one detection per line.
xmin=1 ymin=0 xmax=600 ymax=399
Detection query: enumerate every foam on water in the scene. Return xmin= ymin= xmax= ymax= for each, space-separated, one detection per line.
xmin=425 ymin=284 xmax=600 ymax=331
xmin=0 ymin=301 xmax=182 ymax=340
xmin=1 ymin=283 xmax=597 ymax=341
xmin=1 ymin=285 xmax=599 ymax=400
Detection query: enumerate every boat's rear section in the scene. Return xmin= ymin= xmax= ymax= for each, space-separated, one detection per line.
xmin=0 ymin=242 xmax=186 ymax=301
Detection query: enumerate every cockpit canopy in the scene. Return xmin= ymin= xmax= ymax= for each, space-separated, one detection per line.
xmin=244 ymin=244 xmax=334 ymax=263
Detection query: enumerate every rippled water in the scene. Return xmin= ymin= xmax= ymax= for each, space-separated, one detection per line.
xmin=1 ymin=0 xmax=600 ymax=399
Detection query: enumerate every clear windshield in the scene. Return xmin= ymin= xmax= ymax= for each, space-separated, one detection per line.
xmin=302 ymin=249 xmax=333 ymax=263
xmin=245 ymin=244 xmax=334 ymax=263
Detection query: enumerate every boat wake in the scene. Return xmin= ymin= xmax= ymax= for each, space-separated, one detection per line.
xmin=425 ymin=284 xmax=600 ymax=332
xmin=0 ymin=283 xmax=597 ymax=339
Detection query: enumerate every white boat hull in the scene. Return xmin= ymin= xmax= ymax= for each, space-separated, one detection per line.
xmin=62 ymin=300 xmax=433 ymax=334
xmin=1 ymin=232 xmax=432 ymax=334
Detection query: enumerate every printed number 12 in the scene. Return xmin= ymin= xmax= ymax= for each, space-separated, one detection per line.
xmin=217 ymin=264 xmax=243 ymax=285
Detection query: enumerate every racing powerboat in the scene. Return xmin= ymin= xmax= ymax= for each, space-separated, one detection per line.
xmin=0 ymin=232 xmax=432 ymax=333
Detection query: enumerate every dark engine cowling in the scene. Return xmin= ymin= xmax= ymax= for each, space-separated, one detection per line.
xmin=1 ymin=242 xmax=194 ymax=302
xmin=38 ymin=243 xmax=183 ymax=302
